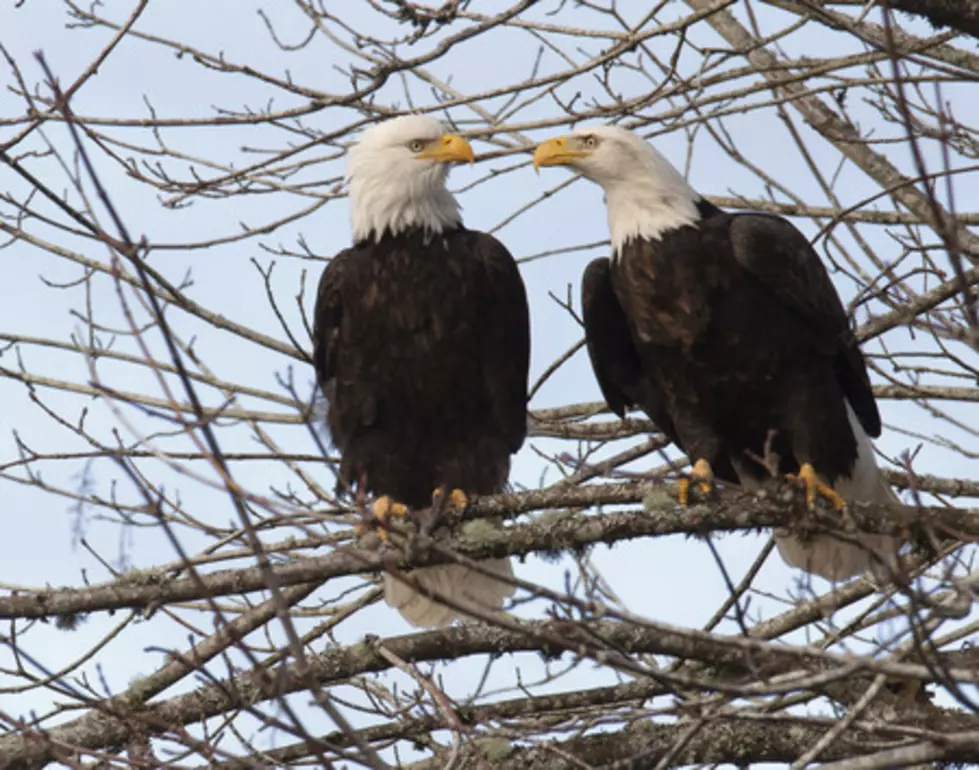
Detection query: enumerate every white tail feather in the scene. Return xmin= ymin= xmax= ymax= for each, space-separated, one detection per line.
xmin=384 ymin=557 xmax=515 ymax=628
xmin=772 ymin=401 xmax=902 ymax=582
xmin=731 ymin=401 xmax=902 ymax=582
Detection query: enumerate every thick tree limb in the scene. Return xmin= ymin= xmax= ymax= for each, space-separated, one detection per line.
xmin=404 ymin=716 xmax=979 ymax=769
xmin=0 ymin=485 xmax=972 ymax=620
xmin=4 ymin=614 xmax=979 ymax=769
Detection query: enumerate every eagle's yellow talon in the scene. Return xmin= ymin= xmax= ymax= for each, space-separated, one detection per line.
xmin=433 ymin=487 xmax=469 ymax=513
xmin=677 ymin=478 xmax=691 ymax=507
xmin=677 ymin=458 xmax=714 ymax=507
xmin=787 ymin=463 xmax=846 ymax=511
xmin=373 ymin=495 xmax=409 ymax=519
xmin=360 ymin=495 xmax=409 ymax=544
xmin=449 ymin=488 xmax=469 ymax=511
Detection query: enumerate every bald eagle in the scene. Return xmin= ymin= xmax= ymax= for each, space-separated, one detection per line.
xmin=313 ymin=115 xmax=530 ymax=626
xmin=534 ymin=126 xmax=901 ymax=582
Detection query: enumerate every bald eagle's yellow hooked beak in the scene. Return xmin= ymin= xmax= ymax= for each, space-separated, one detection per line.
xmin=533 ymin=136 xmax=588 ymax=173
xmin=418 ymin=134 xmax=475 ymax=164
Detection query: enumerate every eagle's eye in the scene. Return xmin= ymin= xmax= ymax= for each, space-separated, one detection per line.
xmin=581 ymin=135 xmax=599 ymax=150
xmin=407 ymin=139 xmax=427 ymax=153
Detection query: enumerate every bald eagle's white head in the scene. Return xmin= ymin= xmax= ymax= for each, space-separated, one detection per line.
xmin=347 ymin=115 xmax=474 ymax=243
xmin=533 ymin=125 xmax=702 ymax=253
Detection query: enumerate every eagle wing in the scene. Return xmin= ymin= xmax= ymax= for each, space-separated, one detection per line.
xmin=580 ymin=257 xmax=683 ymax=447
xmin=311 ymin=249 xmax=351 ymax=443
xmin=475 ymin=233 xmax=531 ymax=454
xmin=727 ymin=214 xmax=881 ymax=437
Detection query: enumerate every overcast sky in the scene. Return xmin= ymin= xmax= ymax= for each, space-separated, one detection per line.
xmin=1 ymin=1 xmax=975 ymax=761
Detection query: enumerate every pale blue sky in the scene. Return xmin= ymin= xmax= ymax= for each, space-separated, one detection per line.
xmin=1 ymin=1 xmax=976 ymax=762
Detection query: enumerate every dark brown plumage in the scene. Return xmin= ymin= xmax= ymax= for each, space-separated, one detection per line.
xmin=314 ymin=227 xmax=530 ymax=508
xmin=313 ymin=226 xmax=529 ymax=626
xmin=582 ymin=201 xmax=901 ymax=580
xmin=535 ymin=126 xmax=901 ymax=581
xmin=584 ymin=200 xmax=875 ymax=489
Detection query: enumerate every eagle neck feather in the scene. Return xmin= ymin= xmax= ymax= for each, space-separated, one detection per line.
xmin=349 ymin=168 xmax=462 ymax=244
xmin=607 ymin=186 xmax=702 ymax=259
